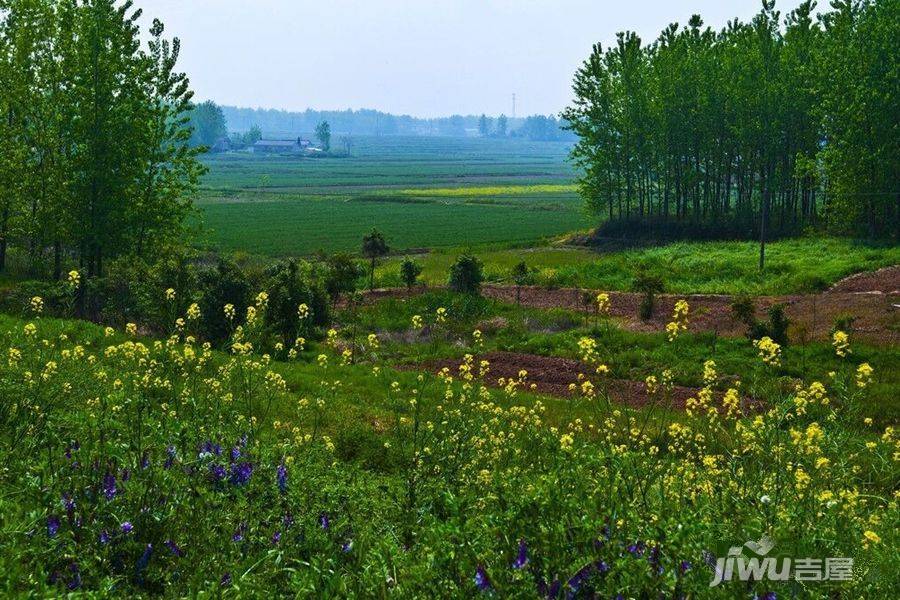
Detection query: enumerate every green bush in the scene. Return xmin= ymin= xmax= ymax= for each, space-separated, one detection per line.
xmin=197 ymin=258 xmax=251 ymax=345
xmin=448 ymin=253 xmax=483 ymax=294
xmin=400 ymin=257 xmax=423 ymax=290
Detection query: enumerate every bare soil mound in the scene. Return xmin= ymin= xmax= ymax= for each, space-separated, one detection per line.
xmin=828 ymin=265 xmax=900 ymax=294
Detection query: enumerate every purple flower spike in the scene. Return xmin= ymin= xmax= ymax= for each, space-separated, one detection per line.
xmin=102 ymin=473 xmax=117 ymax=500
xmin=761 ymin=594 xmax=777 ymax=600
xmin=680 ymin=560 xmax=691 ymax=574
xmin=164 ymin=446 xmax=176 ymax=469
xmin=319 ymin=512 xmax=330 ymax=530
xmin=230 ymin=446 xmax=241 ymax=462
xmin=165 ymin=539 xmax=185 ymax=557
xmin=121 ymin=521 xmax=133 ymax=534
xmin=140 ymin=452 xmax=150 ymax=470
xmin=47 ymin=515 xmax=60 ymax=537
xmin=136 ymin=543 xmax=153 ymax=573
xmin=277 ymin=463 xmax=288 ymax=493
xmin=512 ymin=538 xmax=528 ymax=569
xmin=220 ymin=572 xmax=232 ymax=587
xmin=99 ymin=530 xmax=110 ymax=545
xmin=67 ymin=563 xmax=82 ymax=590
xmin=341 ymin=540 xmax=353 ymax=553
xmin=474 ymin=565 xmax=491 ymax=591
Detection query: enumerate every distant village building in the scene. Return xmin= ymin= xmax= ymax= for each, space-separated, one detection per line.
xmin=252 ymin=138 xmax=313 ymax=154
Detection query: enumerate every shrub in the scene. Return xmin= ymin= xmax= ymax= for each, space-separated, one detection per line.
xmin=264 ymin=259 xmax=330 ymax=347
xmin=767 ymin=303 xmax=790 ymax=346
xmin=323 ymin=252 xmax=363 ymax=303
xmin=448 ymin=253 xmax=483 ymax=294
xmin=197 ymin=258 xmax=251 ymax=345
xmin=632 ymin=270 xmax=664 ymax=320
xmin=400 ymin=257 xmax=423 ymax=290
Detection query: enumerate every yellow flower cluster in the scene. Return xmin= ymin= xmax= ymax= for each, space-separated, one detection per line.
xmin=596 ymin=292 xmax=610 ymax=316
xmin=754 ymin=336 xmax=782 ymax=367
xmin=666 ymin=299 xmax=689 ymax=341
xmin=832 ymin=330 xmax=850 ymax=358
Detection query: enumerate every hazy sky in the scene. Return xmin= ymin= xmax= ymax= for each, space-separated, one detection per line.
xmin=136 ymin=0 xmax=808 ymax=117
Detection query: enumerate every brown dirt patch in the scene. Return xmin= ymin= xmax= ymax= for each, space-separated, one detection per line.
xmin=415 ymin=351 xmax=753 ymax=411
xmin=828 ymin=265 xmax=900 ymax=294
xmin=352 ymin=270 xmax=900 ymax=345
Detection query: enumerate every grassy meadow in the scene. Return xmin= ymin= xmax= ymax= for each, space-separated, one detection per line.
xmin=377 ymin=238 xmax=900 ymax=296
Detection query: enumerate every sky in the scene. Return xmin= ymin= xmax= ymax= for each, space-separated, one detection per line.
xmin=136 ymin=0 xmax=808 ymax=118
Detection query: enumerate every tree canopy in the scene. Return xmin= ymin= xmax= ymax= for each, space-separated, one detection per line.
xmin=564 ymin=0 xmax=899 ymax=239
xmin=0 ymin=0 xmax=204 ymax=277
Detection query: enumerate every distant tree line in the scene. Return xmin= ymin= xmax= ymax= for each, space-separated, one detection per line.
xmin=0 ymin=0 xmax=203 ymax=278
xmin=219 ymin=105 xmax=576 ymax=140
xmin=564 ymin=0 xmax=899 ymax=239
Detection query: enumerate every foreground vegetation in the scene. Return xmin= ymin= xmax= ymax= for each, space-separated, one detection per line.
xmin=377 ymin=238 xmax=900 ymax=295
xmin=0 ymin=280 xmax=897 ymax=596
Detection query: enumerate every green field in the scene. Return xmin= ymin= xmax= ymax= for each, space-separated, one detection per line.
xmin=194 ymin=136 xmax=588 ymax=255
xmin=377 ymin=238 xmax=900 ymax=296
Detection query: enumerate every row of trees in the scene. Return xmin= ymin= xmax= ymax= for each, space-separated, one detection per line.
xmin=0 ymin=0 xmax=202 ymax=278
xmin=564 ymin=0 xmax=898 ymax=239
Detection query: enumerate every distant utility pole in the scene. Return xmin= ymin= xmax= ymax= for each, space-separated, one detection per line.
xmin=512 ymin=93 xmax=516 ymax=119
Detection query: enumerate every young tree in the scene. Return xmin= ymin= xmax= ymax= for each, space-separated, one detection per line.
xmin=315 ymin=120 xmax=331 ymax=151
xmin=448 ymin=253 xmax=483 ymax=294
xmin=400 ymin=256 xmax=422 ymax=290
xmin=361 ymin=228 xmax=389 ymax=289
xmin=496 ymin=114 xmax=508 ymax=137
xmin=477 ymin=113 xmax=492 ymax=137
xmin=324 ymin=252 xmax=362 ymax=303
xmin=511 ymin=260 xmax=531 ymax=305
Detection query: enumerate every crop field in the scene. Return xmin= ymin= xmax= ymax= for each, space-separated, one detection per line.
xmin=194 ymin=136 xmax=587 ymax=255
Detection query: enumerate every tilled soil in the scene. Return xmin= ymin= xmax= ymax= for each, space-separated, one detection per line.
xmin=353 ymin=266 xmax=900 ymax=345
xmin=415 ymin=351 xmax=753 ymax=411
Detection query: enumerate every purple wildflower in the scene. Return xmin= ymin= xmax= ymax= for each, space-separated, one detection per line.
xmin=474 ymin=565 xmax=491 ymax=591
xmin=760 ymin=594 xmax=777 ymax=600
xmin=230 ymin=446 xmax=241 ymax=462
xmin=164 ymin=446 xmax=176 ymax=469
xmin=62 ymin=494 xmax=75 ymax=514
xmin=596 ymin=560 xmax=609 ymax=574
xmin=537 ymin=576 xmax=561 ymax=599
xmin=566 ymin=562 xmax=595 ymax=596
xmin=66 ymin=563 xmax=82 ymax=590
xmin=140 ymin=452 xmax=150 ymax=470
xmin=136 ymin=543 xmax=153 ymax=573
xmin=220 ymin=572 xmax=232 ymax=587
xmin=121 ymin=522 xmax=133 ymax=534
xmin=512 ymin=538 xmax=528 ymax=569
xmin=319 ymin=512 xmax=330 ymax=530
xmin=283 ymin=513 xmax=294 ymax=529
xmin=47 ymin=515 xmax=60 ymax=537
xmin=341 ymin=540 xmax=353 ymax=553
xmin=103 ymin=473 xmax=117 ymax=500
xmin=229 ymin=462 xmax=253 ymax=486
xmin=627 ymin=540 xmax=646 ymax=557
xmin=209 ymin=463 xmax=227 ymax=482
xmin=165 ymin=539 xmax=185 ymax=557
xmin=232 ymin=523 xmax=246 ymax=543
xmin=680 ymin=560 xmax=691 ymax=574
xmin=99 ymin=530 xmax=111 ymax=545
xmin=276 ymin=463 xmax=288 ymax=493
xmin=272 ymin=531 xmax=281 ymax=545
